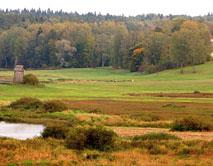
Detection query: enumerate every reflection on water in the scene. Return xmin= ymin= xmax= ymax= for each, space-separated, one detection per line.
xmin=0 ymin=121 xmax=44 ymax=140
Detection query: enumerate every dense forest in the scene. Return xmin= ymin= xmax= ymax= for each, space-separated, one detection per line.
xmin=0 ymin=9 xmax=213 ymax=73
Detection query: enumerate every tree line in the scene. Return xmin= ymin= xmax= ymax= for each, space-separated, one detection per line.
xmin=0 ymin=9 xmax=212 ymax=73
xmin=129 ymin=19 xmax=212 ymax=73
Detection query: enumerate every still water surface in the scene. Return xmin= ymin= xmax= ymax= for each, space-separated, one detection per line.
xmin=0 ymin=121 xmax=44 ymax=140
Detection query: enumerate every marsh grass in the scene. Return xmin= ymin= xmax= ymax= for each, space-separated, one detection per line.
xmin=0 ymin=101 xmax=172 ymax=128
xmin=172 ymin=116 xmax=213 ymax=131
xmin=1 ymin=137 xmax=213 ymax=166
xmin=133 ymin=132 xmax=180 ymax=141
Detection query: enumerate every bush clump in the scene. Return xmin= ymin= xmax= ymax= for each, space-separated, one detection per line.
xmin=23 ymin=74 xmax=39 ymax=85
xmin=42 ymin=123 xmax=69 ymax=139
xmin=66 ymin=125 xmax=117 ymax=151
xmin=65 ymin=127 xmax=87 ymax=150
xmin=194 ymin=90 xmax=200 ymax=94
xmin=133 ymin=132 xmax=180 ymax=141
xmin=9 ymin=97 xmax=67 ymax=113
xmin=9 ymin=97 xmax=43 ymax=110
xmin=171 ymin=116 xmax=213 ymax=131
xmin=42 ymin=100 xmax=68 ymax=113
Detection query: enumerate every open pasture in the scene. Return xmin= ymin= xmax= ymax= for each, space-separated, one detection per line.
xmin=1 ymin=62 xmax=213 ymax=121
xmin=1 ymin=62 xmax=213 ymax=102
xmin=0 ymin=64 xmax=213 ymax=118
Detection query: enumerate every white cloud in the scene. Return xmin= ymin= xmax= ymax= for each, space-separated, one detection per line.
xmin=0 ymin=0 xmax=212 ymax=16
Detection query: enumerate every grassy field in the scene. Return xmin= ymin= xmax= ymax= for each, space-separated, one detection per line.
xmin=2 ymin=61 xmax=213 ymax=81
xmin=1 ymin=62 xmax=213 ymax=102
xmin=0 ymin=62 xmax=213 ymax=122
xmin=1 ymin=63 xmax=213 ymax=165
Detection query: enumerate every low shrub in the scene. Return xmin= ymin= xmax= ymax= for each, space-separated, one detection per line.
xmin=194 ymin=90 xmax=200 ymax=94
xmin=144 ymin=65 xmax=158 ymax=74
xmin=85 ymin=126 xmax=117 ymax=151
xmin=133 ymin=132 xmax=180 ymax=141
xmin=9 ymin=97 xmax=42 ymax=110
xmin=23 ymin=74 xmax=39 ymax=85
xmin=42 ymin=123 xmax=69 ymax=139
xmin=162 ymin=104 xmax=186 ymax=108
xmin=42 ymin=100 xmax=68 ymax=113
xmin=9 ymin=97 xmax=68 ymax=113
xmin=66 ymin=125 xmax=117 ymax=151
xmin=130 ymin=114 xmax=160 ymax=122
xmin=66 ymin=127 xmax=87 ymax=150
xmin=86 ymin=109 xmax=102 ymax=114
xmin=171 ymin=116 xmax=213 ymax=131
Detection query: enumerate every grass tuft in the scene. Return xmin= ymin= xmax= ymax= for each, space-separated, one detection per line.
xmin=171 ymin=116 xmax=213 ymax=131
xmin=133 ymin=132 xmax=180 ymax=141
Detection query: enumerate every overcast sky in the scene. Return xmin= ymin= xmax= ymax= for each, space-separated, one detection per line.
xmin=0 ymin=0 xmax=213 ymax=16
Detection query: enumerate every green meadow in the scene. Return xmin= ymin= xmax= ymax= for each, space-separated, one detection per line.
xmin=1 ymin=62 xmax=213 ymax=102
xmin=1 ymin=62 xmax=213 ymax=124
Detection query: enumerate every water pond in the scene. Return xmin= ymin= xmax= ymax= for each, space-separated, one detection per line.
xmin=0 ymin=121 xmax=44 ymax=140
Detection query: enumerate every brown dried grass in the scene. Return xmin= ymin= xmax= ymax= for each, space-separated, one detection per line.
xmin=65 ymin=100 xmax=213 ymax=120
xmin=112 ymin=127 xmax=213 ymax=141
xmin=0 ymin=100 xmax=11 ymax=106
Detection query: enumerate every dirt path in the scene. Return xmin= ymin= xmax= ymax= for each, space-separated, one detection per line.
xmin=112 ymin=127 xmax=213 ymax=141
